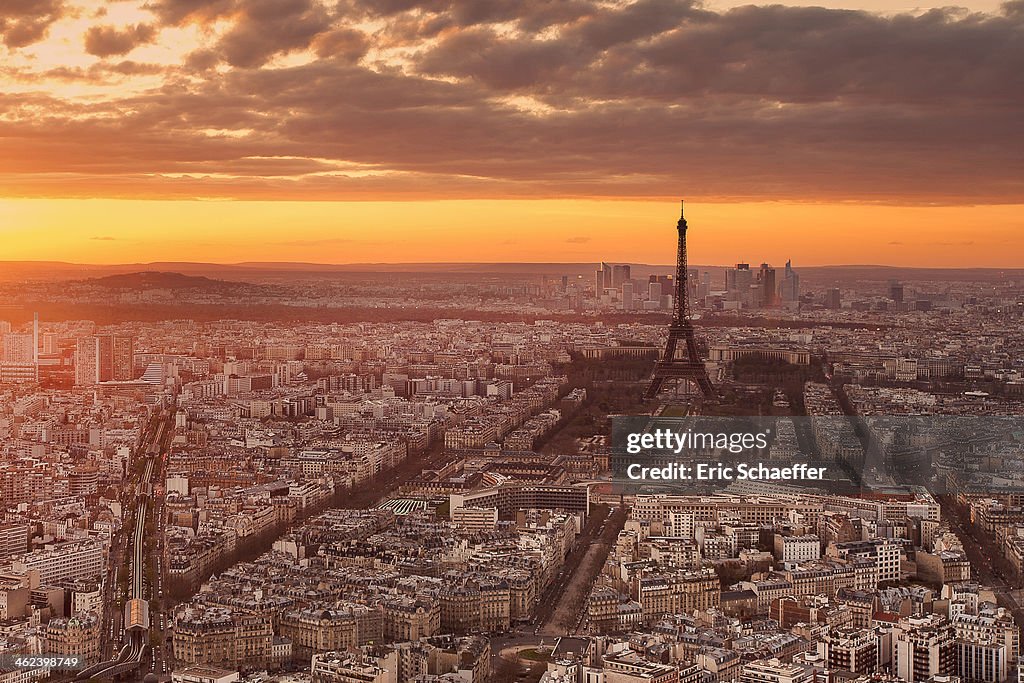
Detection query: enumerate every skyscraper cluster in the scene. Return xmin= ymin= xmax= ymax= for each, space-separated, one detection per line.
xmin=595 ymin=262 xmax=632 ymax=293
xmin=74 ymin=335 xmax=135 ymax=386
xmin=724 ymin=260 xmax=800 ymax=310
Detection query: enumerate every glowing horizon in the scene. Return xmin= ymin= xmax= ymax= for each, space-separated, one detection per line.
xmin=3 ymin=198 xmax=1023 ymax=268
xmin=1 ymin=0 xmax=1020 ymax=266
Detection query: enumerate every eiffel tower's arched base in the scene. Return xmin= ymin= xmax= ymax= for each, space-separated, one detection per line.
xmin=644 ymin=373 xmax=713 ymax=401
xmin=643 ymin=370 xmax=716 ymax=403
xmin=644 ymin=323 xmax=715 ymax=401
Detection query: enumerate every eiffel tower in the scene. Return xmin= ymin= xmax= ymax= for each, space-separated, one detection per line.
xmin=644 ymin=201 xmax=715 ymax=400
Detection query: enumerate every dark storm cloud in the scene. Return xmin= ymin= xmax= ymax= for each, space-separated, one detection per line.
xmin=183 ymin=48 xmax=221 ymax=72
xmin=311 ymin=28 xmax=369 ymax=61
xmin=84 ymin=23 xmax=157 ymax=57
xmin=147 ymin=0 xmax=237 ymax=25
xmin=417 ymin=2 xmax=1024 ymax=107
xmin=342 ymin=0 xmax=596 ymax=27
xmin=150 ymin=0 xmax=335 ymax=67
xmin=416 ymin=28 xmax=586 ymax=90
xmin=622 ymin=5 xmax=1024 ymax=105
xmin=346 ymin=0 xmax=597 ymax=44
xmin=442 ymin=0 xmax=598 ymax=31
xmin=104 ymin=60 xmax=166 ymax=76
xmin=568 ymin=0 xmax=711 ymax=50
xmin=2 ymin=60 xmax=166 ymax=84
xmin=0 ymin=0 xmax=65 ymax=47
xmin=3 ymin=0 xmax=1022 ymax=203
xmin=217 ymin=0 xmax=332 ymax=67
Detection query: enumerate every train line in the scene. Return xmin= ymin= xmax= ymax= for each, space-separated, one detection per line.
xmin=76 ymin=413 xmax=167 ymax=680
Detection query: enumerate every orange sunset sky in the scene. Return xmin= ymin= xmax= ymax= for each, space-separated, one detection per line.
xmin=1 ymin=0 xmax=1022 ymax=267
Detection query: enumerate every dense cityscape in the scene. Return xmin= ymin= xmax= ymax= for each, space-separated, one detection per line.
xmin=1 ymin=213 xmax=1023 ymax=683
xmin=1 ymin=0 xmax=1018 ymax=678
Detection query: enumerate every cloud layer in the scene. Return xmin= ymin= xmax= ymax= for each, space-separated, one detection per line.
xmin=1 ymin=0 xmax=66 ymax=48
xmin=0 ymin=0 xmax=1022 ymax=204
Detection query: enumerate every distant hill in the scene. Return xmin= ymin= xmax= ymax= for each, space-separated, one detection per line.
xmin=85 ymin=271 xmax=255 ymax=291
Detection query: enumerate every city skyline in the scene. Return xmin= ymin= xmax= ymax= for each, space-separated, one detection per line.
xmin=2 ymin=212 xmax=1024 ymax=683
xmin=2 ymin=1 xmax=1023 ymax=681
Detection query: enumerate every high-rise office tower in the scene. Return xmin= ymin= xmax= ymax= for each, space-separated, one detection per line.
xmin=622 ymin=281 xmax=634 ymax=310
xmin=110 ymin=335 xmax=135 ymax=381
xmin=596 ymin=262 xmax=615 ymax=294
xmin=826 ymin=288 xmax=842 ymax=310
xmin=76 ymin=334 xmax=135 ymax=385
xmin=41 ymin=333 xmax=59 ymax=355
xmin=726 ymin=263 xmax=752 ymax=293
xmin=611 ymin=264 xmax=630 ymax=288
xmin=779 ymin=259 xmax=800 ymax=303
xmin=726 ymin=263 xmax=756 ymax=307
xmin=890 ymin=280 xmax=905 ymax=304
xmin=688 ymin=269 xmax=702 ymax=308
xmin=648 ymin=280 xmax=662 ymax=301
xmin=758 ymin=263 xmax=777 ymax=307
xmin=75 ymin=339 xmax=97 ymax=386
xmin=2 ymin=334 xmax=34 ymax=362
